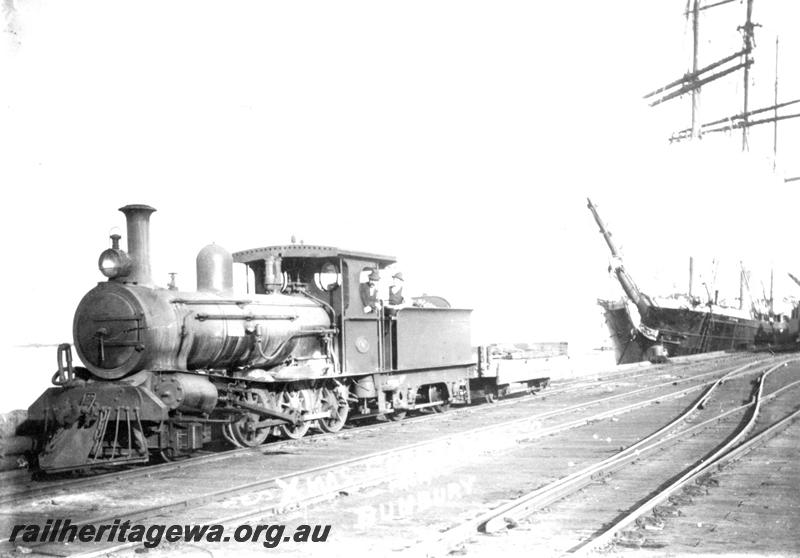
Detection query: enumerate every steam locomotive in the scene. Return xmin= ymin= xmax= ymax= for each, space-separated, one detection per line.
xmin=20 ymin=205 xmax=549 ymax=473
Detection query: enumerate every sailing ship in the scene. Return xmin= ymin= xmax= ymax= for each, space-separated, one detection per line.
xmin=592 ymin=1 xmax=799 ymax=364
xmin=588 ymin=199 xmax=795 ymax=364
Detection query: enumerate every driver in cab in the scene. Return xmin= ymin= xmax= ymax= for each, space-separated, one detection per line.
xmin=360 ymin=269 xmax=381 ymax=313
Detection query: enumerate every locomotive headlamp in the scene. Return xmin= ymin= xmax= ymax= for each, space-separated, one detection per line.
xmin=98 ymin=248 xmax=132 ymax=279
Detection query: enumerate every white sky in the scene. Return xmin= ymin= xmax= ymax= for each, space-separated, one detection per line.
xmin=1 ymin=0 xmax=799 ymax=362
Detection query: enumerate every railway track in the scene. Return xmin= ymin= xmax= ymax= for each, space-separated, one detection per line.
xmin=0 ymin=354 xmax=770 ymax=556
xmin=0 ymin=352 xmax=749 ymax=507
xmin=623 ymin=403 xmax=800 ymax=554
xmin=1 ymin=382 xmax=556 ymax=506
xmin=572 ymin=361 xmax=800 ymax=555
xmin=416 ymin=357 xmax=800 ymax=557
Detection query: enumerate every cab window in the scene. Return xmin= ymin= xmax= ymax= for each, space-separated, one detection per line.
xmin=314 ymin=261 xmax=341 ymax=292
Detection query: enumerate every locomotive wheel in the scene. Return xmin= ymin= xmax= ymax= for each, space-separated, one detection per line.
xmin=278 ymin=389 xmax=310 ymax=440
xmin=388 ymin=411 xmax=407 ymax=421
xmin=159 ymin=448 xmax=176 ymax=462
xmin=317 ymin=387 xmax=349 ymax=433
xmin=231 ymin=389 xmax=272 ymax=447
xmin=222 ymin=423 xmax=243 ymax=448
xmin=427 ymin=385 xmax=450 ymax=413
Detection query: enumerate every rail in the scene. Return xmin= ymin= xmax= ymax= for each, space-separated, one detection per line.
xmin=0 ymin=355 xmax=759 ymax=508
xmin=570 ymin=358 xmax=800 ymax=555
xmin=3 ymin=358 xmax=772 ymax=555
xmin=415 ymin=357 xmax=798 ymax=556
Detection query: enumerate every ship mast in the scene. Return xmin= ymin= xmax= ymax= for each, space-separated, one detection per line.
xmin=739 ymin=266 xmax=744 ymax=310
xmin=663 ymin=1 xmax=799 ymax=158
xmin=690 ymin=0 xmax=701 ymax=139
xmin=769 ymin=268 xmax=774 ymax=316
xmin=773 ymin=36 xmax=779 ymax=170
xmin=646 ymin=0 xmax=751 ymax=128
xmin=586 ymin=198 xmax=651 ymax=317
xmin=650 ymin=0 xmax=800 ymax=182
xmin=740 ymin=0 xmax=755 ymax=150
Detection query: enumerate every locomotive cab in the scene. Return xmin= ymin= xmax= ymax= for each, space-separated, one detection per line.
xmin=234 ymin=244 xmax=398 ymax=374
xmin=233 ymin=245 xmax=473 ymax=375
xmin=233 ymin=245 xmax=475 ymax=415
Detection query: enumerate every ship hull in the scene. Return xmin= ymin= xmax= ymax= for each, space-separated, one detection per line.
xmin=588 ymin=198 xmax=798 ymax=364
xmin=598 ymin=299 xmax=795 ymax=364
xmin=598 ymin=299 xmax=644 ymax=364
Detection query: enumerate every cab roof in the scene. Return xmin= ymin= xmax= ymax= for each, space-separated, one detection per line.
xmin=233 ymin=244 xmax=397 ymax=267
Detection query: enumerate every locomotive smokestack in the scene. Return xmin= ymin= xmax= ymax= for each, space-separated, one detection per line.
xmin=119 ymin=204 xmax=156 ymax=285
